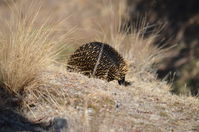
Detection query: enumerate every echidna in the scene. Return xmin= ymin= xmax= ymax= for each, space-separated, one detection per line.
xmin=67 ymin=42 xmax=130 ymax=86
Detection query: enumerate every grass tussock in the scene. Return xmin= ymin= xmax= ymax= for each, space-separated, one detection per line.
xmin=0 ymin=0 xmax=73 ymax=94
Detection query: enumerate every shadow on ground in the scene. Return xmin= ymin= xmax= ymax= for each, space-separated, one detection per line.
xmin=0 ymin=86 xmax=68 ymax=132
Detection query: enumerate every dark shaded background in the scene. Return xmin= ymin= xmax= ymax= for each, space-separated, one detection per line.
xmin=127 ymin=0 xmax=199 ymax=96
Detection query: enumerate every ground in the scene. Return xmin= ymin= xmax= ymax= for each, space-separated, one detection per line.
xmin=21 ymin=68 xmax=199 ymax=132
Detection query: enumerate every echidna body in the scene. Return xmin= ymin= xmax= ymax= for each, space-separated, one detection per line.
xmin=67 ymin=42 xmax=130 ymax=86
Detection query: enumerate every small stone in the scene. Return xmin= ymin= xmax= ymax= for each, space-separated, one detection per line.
xmin=87 ymin=108 xmax=94 ymax=114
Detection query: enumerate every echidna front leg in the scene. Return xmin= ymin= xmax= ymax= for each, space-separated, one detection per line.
xmin=118 ymin=77 xmax=131 ymax=86
xmin=118 ymin=77 xmax=125 ymax=85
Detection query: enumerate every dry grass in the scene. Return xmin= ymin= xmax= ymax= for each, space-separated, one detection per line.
xmin=0 ymin=0 xmax=74 ymax=94
xmin=0 ymin=0 xmax=198 ymax=132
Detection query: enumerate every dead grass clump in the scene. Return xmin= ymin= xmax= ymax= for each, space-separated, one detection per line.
xmin=0 ymin=0 xmax=73 ymax=95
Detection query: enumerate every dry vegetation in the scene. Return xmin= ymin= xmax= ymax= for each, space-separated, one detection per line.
xmin=0 ymin=0 xmax=199 ymax=132
xmin=0 ymin=0 xmax=74 ymax=94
